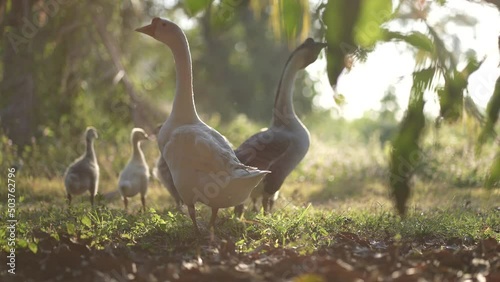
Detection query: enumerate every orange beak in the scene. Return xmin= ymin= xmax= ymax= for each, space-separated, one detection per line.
xmin=136 ymin=22 xmax=155 ymax=37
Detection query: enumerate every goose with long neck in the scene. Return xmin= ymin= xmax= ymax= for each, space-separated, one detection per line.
xmin=234 ymin=38 xmax=326 ymax=216
xmin=64 ymin=127 xmax=100 ymax=206
xmin=118 ymin=128 xmax=150 ymax=212
xmin=136 ymin=18 xmax=269 ymax=232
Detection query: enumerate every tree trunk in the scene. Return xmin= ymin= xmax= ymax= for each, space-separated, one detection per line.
xmin=0 ymin=0 xmax=35 ymax=150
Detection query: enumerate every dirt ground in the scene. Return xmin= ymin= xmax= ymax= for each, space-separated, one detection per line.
xmin=3 ymin=230 xmax=499 ymax=282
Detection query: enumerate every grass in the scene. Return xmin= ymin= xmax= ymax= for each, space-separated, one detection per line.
xmin=1 ymin=172 xmax=498 ymax=257
xmin=0 ymin=116 xmax=498 ymax=267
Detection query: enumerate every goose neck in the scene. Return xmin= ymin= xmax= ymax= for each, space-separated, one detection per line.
xmin=132 ymin=141 xmax=145 ymax=162
xmin=85 ymin=138 xmax=96 ymax=160
xmin=167 ymin=31 xmax=199 ymax=123
xmin=272 ymin=57 xmax=301 ymax=127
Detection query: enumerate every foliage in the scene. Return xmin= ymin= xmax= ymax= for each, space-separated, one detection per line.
xmin=1 ymin=184 xmax=498 ymax=280
xmin=0 ymin=129 xmax=20 ymax=186
xmin=389 ymin=68 xmax=429 ymax=215
xmin=321 ymin=0 xmax=392 ymax=87
xmin=2 ymin=203 xmax=497 ymax=255
xmin=479 ymin=78 xmax=500 ymax=189
xmin=0 ymin=0 xmax=320 ymax=153
xmin=267 ymin=0 xmax=310 ymax=45
xmin=1 ymin=0 xmax=499 ymax=251
xmin=479 ymin=78 xmax=500 ymax=147
xmin=317 ymin=0 xmax=499 ymax=214
xmin=1 ymin=107 xmax=499 ymax=279
xmin=189 ymin=0 xmax=319 ymax=121
xmin=183 ymin=0 xmax=211 ymax=16
xmin=383 ymin=30 xmax=435 ymax=53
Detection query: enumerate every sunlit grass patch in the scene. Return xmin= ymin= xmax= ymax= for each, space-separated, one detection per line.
xmin=1 ymin=118 xmax=498 ymax=263
xmin=2 ymin=185 xmax=497 ymax=257
xmin=233 ymin=204 xmax=499 ymax=253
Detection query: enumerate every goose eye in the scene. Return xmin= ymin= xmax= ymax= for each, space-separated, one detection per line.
xmin=162 ymin=23 xmax=166 ymax=27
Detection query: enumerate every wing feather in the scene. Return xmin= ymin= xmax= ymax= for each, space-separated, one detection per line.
xmin=164 ymin=124 xmax=240 ymax=174
xmin=235 ymin=128 xmax=291 ymax=169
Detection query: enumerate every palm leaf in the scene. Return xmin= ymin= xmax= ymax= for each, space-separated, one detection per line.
xmin=390 ymin=67 xmax=435 ymax=215
xmin=322 ymin=0 xmax=361 ymax=87
xmin=354 ymin=0 xmax=393 ymax=47
xmin=486 ymin=149 xmax=500 ymax=188
xmin=464 ymin=95 xmax=485 ymax=125
xmin=478 ymin=77 xmax=500 ymax=153
xmin=183 ymin=0 xmax=212 ymax=17
xmin=438 ymin=57 xmax=483 ymax=122
xmin=323 ymin=0 xmax=392 ymax=87
xmin=252 ymin=0 xmax=310 ymax=46
xmin=382 ymin=30 xmax=435 ymax=53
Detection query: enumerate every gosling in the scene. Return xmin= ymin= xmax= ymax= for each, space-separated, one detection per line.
xmin=64 ymin=127 xmax=100 ymax=206
xmin=118 ymin=128 xmax=150 ymax=211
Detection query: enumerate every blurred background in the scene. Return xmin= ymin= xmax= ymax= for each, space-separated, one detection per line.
xmin=1 ymin=0 xmax=499 ymax=212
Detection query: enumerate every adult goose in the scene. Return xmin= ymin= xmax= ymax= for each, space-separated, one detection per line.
xmin=234 ymin=38 xmax=326 ymax=216
xmin=136 ymin=18 xmax=269 ymax=232
xmin=118 ymin=128 xmax=150 ymax=211
xmin=64 ymin=127 xmax=100 ymax=206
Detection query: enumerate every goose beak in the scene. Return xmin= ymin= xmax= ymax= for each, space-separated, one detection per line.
xmin=136 ymin=24 xmax=155 ymax=37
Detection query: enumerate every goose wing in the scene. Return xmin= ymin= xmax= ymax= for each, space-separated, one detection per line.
xmin=164 ymin=124 xmax=246 ymax=175
xmin=154 ymin=157 xmax=183 ymax=206
xmin=66 ymin=158 xmax=97 ymax=179
xmin=235 ymin=128 xmax=291 ymax=169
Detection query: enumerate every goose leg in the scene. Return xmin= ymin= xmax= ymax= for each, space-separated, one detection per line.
xmin=187 ymin=204 xmax=200 ymax=233
xmin=262 ymin=194 xmax=270 ymax=215
xmin=89 ymin=181 xmax=98 ymax=207
xmin=67 ymin=194 xmax=72 ymax=206
xmin=252 ymin=197 xmax=258 ymax=212
xmin=234 ymin=204 xmax=244 ymax=218
xmin=140 ymin=193 xmax=146 ymax=212
xmin=209 ymin=207 xmax=219 ymax=228
xmin=209 ymin=207 xmax=219 ymax=242
xmin=174 ymin=200 xmax=183 ymax=212
xmin=269 ymin=196 xmax=275 ymax=212
xmin=90 ymin=178 xmax=97 ymax=207
xmin=123 ymin=197 xmax=128 ymax=210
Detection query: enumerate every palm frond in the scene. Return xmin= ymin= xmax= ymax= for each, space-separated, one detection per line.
xmin=478 ymin=77 xmax=500 ymax=153
xmin=268 ymin=0 xmax=310 ymax=46
xmin=390 ymin=67 xmax=435 ymax=215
